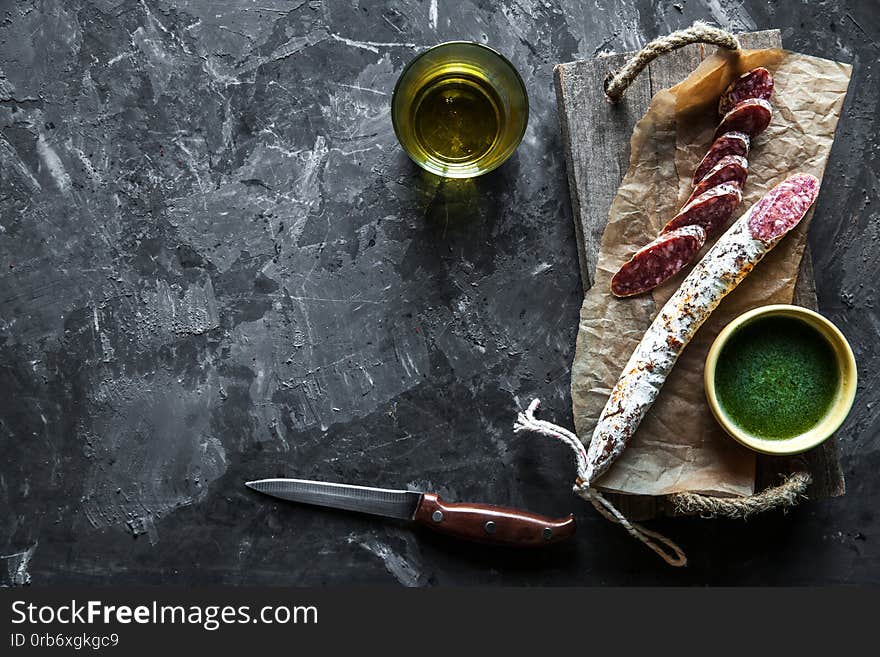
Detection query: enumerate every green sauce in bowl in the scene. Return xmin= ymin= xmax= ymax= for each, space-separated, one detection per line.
xmin=713 ymin=315 xmax=839 ymax=440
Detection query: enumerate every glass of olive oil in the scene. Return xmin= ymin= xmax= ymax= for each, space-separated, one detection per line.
xmin=392 ymin=41 xmax=529 ymax=179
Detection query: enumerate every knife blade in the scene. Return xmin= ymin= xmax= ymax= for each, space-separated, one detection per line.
xmin=245 ymin=477 xmax=575 ymax=547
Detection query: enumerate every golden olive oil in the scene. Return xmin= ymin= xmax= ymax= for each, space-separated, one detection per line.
xmin=413 ymin=73 xmax=502 ymax=164
xmin=392 ymin=42 xmax=528 ymax=178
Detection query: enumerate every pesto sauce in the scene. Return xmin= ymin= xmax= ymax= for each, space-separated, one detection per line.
xmin=714 ymin=316 xmax=839 ymax=440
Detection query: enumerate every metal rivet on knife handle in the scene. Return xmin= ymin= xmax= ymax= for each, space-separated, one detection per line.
xmin=543 ymin=527 xmax=553 ymax=541
xmin=484 ymin=521 xmax=497 ymax=534
xmin=432 ymin=510 xmax=443 ymax=522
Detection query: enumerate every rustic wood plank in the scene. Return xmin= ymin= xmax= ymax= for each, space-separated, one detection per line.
xmin=554 ymin=29 xmax=844 ymax=519
xmin=554 ymin=54 xmax=652 ymax=291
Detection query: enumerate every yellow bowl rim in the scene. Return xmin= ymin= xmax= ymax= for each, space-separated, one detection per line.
xmin=704 ymin=304 xmax=857 ymax=455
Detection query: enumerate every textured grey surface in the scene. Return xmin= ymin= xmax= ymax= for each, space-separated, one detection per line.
xmin=0 ymin=0 xmax=877 ymax=585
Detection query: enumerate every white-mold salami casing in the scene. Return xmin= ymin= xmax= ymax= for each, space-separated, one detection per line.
xmin=584 ymin=174 xmax=821 ymax=485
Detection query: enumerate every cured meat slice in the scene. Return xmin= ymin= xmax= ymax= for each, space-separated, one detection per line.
xmin=662 ymin=183 xmax=742 ymax=236
xmin=584 ymin=174 xmax=821 ymax=486
xmin=714 ymin=98 xmax=773 ymax=139
xmin=610 ymin=226 xmax=706 ymax=298
xmin=687 ymin=155 xmax=748 ymax=203
xmin=693 ymin=132 xmax=750 ymax=185
xmin=719 ymin=67 xmax=774 ymax=116
xmin=748 ymin=173 xmax=821 ymax=242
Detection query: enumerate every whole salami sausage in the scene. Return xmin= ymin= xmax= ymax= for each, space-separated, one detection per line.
xmin=693 ymin=132 xmax=750 ymax=185
xmin=714 ymin=98 xmax=773 ymax=139
xmin=662 ymin=183 xmax=742 ymax=236
xmin=719 ymin=67 xmax=774 ymax=116
xmin=687 ymin=155 xmax=748 ymax=202
xmin=610 ymin=225 xmax=706 ymax=297
xmin=584 ymin=173 xmax=821 ymax=485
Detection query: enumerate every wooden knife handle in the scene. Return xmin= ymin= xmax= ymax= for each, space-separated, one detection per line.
xmin=413 ymin=494 xmax=575 ymax=547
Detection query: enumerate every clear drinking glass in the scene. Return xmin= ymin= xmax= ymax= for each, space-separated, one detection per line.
xmin=391 ymin=41 xmax=529 ymax=179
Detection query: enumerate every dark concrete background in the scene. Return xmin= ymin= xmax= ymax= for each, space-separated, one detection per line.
xmin=0 ymin=0 xmax=877 ymax=586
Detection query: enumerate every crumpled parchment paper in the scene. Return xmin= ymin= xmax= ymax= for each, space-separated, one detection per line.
xmin=571 ymin=48 xmax=852 ymax=497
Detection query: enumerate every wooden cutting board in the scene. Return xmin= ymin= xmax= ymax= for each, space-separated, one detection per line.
xmin=554 ymin=29 xmax=844 ymax=518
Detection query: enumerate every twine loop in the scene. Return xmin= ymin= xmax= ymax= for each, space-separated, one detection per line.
xmin=514 ymin=399 xmax=687 ymax=567
xmin=513 ymin=399 xmax=812 ymax=567
xmin=604 ymin=21 xmax=741 ymax=102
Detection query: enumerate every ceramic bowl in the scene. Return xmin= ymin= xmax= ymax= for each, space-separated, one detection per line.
xmin=704 ymin=304 xmax=857 ymax=455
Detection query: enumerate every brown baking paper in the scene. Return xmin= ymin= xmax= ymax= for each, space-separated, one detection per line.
xmin=571 ymin=49 xmax=852 ymax=496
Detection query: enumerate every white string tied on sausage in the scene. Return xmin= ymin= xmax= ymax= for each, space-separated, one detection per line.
xmin=513 ymin=398 xmax=688 ymax=568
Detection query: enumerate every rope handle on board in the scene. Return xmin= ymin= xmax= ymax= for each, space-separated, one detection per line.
xmin=513 ymin=399 xmax=812 ymax=567
xmin=603 ymin=21 xmax=741 ymax=102
xmin=670 ymin=472 xmax=811 ymax=519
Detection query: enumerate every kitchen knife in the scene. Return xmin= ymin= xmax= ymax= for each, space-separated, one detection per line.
xmin=245 ymin=478 xmax=575 ymax=547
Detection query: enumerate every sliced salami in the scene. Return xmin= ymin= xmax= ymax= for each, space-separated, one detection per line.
xmin=714 ymin=98 xmax=773 ymax=139
xmin=610 ymin=226 xmax=706 ymax=298
xmin=662 ymin=183 xmax=742 ymax=236
xmin=748 ymin=173 xmax=821 ymax=243
xmin=584 ymin=174 xmax=821 ymax=486
xmin=687 ymin=155 xmax=748 ymax=203
xmin=719 ymin=67 xmax=774 ymax=116
xmin=693 ymin=132 xmax=750 ymax=185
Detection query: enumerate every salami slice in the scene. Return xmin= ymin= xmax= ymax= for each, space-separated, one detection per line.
xmin=610 ymin=226 xmax=706 ymax=297
xmin=662 ymin=183 xmax=742 ymax=236
xmin=687 ymin=155 xmax=748 ymax=203
xmin=719 ymin=67 xmax=774 ymax=116
xmin=584 ymin=174 xmax=821 ymax=486
xmin=748 ymin=173 xmax=821 ymax=242
xmin=693 ymin=132 xmax=750 ymax=185
xmin=714 ymin=98 xmax=773 ymax=139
